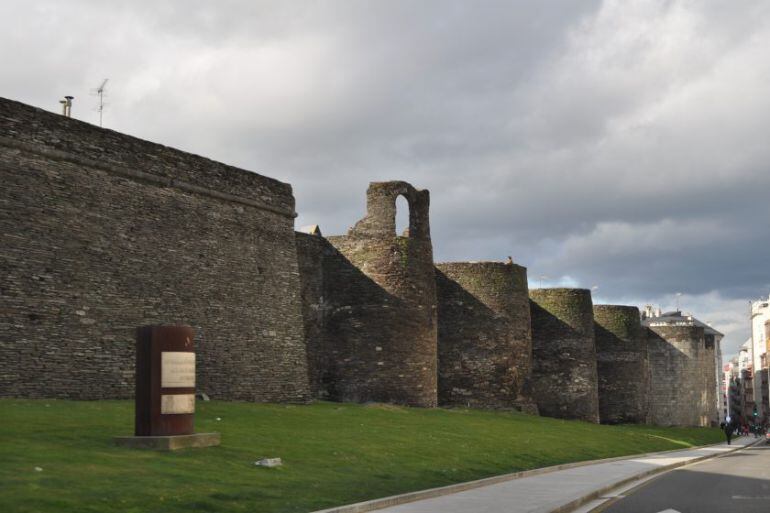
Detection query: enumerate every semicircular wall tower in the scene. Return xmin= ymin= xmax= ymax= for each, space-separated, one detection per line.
xmin=646 ymin=325 xmax=707 ymax=426
xmin=323 ymin=181 xmax=438 ymax=407
xmin=593 ymin=305 xmax=648 ymax=424
xmin=529 ymin=288 xmax=599 ymax=422
xmin=702 ymin=332 xmax=718 ymax=426
xmin=435 ymin=261 xmax=535 ymax=410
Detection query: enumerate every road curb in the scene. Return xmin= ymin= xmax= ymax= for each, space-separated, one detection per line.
xmin=310 ymin=438 xmax=756 ymax=513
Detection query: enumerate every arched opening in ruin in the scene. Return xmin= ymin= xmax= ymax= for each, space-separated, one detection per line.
xmin=395 ymin=194 xmax=410 ymax=236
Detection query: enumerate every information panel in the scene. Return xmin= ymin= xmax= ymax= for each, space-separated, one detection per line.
xmin=161 ymin=352 xmax=196 ymax=388
xmin=160 ymin=394 xmax=196 ymax=414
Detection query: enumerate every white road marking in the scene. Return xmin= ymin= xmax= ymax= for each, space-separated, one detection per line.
xmin=731 ymin=495 xmax=770 ymax=499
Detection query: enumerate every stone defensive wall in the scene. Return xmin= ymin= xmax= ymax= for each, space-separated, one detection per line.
xmin=0 ymin=97 xmax=310 ymax=402
xmin=294 ymin=230 xmax=329 ymax=398
xmin=297 ymin=182 xmax=438 ymax=407
xmin=593 ymin=305 xmax=648 ymax=424
xmin=435 ymin=261 xmax=535 ymax=410
xmin=529 ymin=288 xmax=599 ymax=423
xmin=646 ymin=325 xmax=708 ymax=426
xmin=702 ymin=332 xmax=718 ymax=425
xmin=1 ymin=97 xmax=722 ymax=425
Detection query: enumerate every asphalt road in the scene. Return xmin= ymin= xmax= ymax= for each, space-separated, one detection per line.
xmin=597 ymin=440 xmax=770 ymax=513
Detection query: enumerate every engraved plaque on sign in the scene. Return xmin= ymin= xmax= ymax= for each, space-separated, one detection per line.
xmin=161 ymin=352 xmax=195 ymax=388
xmin=161 ymin=394 xmax=196 ymax=414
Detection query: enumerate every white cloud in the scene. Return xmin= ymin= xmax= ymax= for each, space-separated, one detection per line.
xmin=546 ymin=218 xmax=734 ymax=263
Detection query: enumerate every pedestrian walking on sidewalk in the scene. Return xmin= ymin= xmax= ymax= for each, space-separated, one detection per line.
xmin=724 ymin=422 xmax=733 ymax=445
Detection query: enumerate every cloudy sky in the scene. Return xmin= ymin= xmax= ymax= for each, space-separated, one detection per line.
xmin=3 ymin=0 xmax=769 ymax=356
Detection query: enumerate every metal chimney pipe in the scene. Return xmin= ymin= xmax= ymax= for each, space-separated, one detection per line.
xmin=64 ymin=96 xmax=74 ymax=118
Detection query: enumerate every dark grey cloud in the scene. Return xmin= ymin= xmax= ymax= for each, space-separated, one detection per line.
xmin=2 ymin=0 xmax=768 ymax=355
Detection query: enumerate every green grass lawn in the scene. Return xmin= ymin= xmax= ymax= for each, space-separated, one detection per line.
xmin=0 ymin=400 xmax=723 ymax=513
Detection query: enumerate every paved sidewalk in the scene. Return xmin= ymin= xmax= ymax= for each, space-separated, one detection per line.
xmin=372 ymin=437 xmax=756 ymax=513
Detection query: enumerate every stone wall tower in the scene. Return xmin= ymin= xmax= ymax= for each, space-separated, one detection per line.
xmin=435 ymin=261 xmax=536 ymax=411
xmin=646 ymin=325 xmax=707 ymax=426
xmin=321 ymin=181 xmax=438 ymax=407
xmin=593 ymin=305 xmax=648 ymax=424
xmin=529 ymin=288 xmax=599 ymax=422
xmin=702 ymin=333 xmax=718 ymax=426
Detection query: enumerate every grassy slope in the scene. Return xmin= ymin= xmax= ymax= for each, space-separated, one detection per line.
xmin=0 ymin=400 xmax=722 ymax=513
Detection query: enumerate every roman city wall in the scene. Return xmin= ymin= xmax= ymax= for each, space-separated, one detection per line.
xmin=646 ymin=325 xmax=707 ymax=426
xmin=435 ymin=261 xmax=536 ymax=411
xmin=593 ymin=305 xmax=648 ymax=424
xmin=0 ymin=97 xmax=310 ymax=402
xmin=529 ymin=288 xmax=600 ymax=422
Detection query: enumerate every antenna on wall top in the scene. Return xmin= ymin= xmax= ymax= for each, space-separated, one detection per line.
xmin=92 ymin=78 xmax=109 ymax=127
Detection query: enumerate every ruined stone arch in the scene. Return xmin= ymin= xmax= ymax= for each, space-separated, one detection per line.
xmin=348 ymin=181 xmax=431 ymax=240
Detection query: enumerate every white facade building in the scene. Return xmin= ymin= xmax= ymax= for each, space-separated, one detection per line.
xmin=750 ymin=296 xmax=770 ymax=418
xmin=738 ymin=340 xmax=752 ymax=373
xmin=723 ymin=359 xmax=739 ymax=420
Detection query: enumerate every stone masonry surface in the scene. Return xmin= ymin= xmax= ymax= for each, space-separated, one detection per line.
xmin=702 ymin=333 xmax=718 ymax=425
xmin=435 ymin=262 xmax=535 ymax=410
xmin=298 ymin=182 xmax=438 ymax=407
xmin=295 ymin=231 xmax=328 ymax=398
xmin=0 ymin=97 xmax=310 ymax=401
xmin=1 ymin=97 xmax=722 ymax=425
xmin=593 ymin=305 xmax=648 ymax=424
xmin=646 ymin=325 xmax=708 ymax=426
xmin=529 ymin=288 xmax=600 ymax=422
